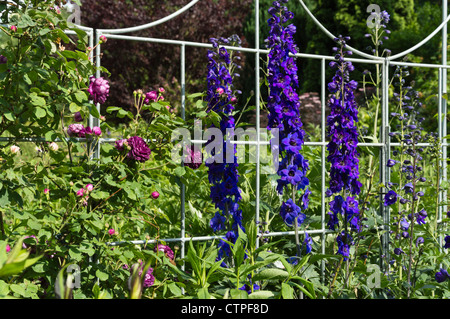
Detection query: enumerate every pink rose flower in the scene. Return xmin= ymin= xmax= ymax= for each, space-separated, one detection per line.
xmin=154 ymin=244 xmax=174 ymax=260
xmin=127 ymin=136 xmax=151 ymax=162
xmin=67 ymin=123 xmax=85 ymax=137
xmin=144 ymin=91 xmax=158 ymax=104
xmin=88 ymin=76 xmax=110 ymax=104
xmin=93 ymin=126 xmax=102 ymax=136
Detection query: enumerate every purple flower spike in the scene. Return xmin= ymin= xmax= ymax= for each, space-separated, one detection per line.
xmin=280 ymin=198 xmax=305 ymax=227
xmin=265 ymin=0 xmax=310 ymax=224
xmin=205 ymin=34 xmax=244 ymax=255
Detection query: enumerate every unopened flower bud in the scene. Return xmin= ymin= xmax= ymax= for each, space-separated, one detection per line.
xmin=93 ymin=126 xmax=102 ymax=136
xmin=74 ymin=112 xmax=83 ymax=122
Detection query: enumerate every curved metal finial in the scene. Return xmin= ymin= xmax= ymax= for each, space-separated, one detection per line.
xmin=388 ymin=13 xmax=450 ymax=61
xmin=96 ymin=0 xmax=200 ymax=35
xmin=296 ymin=0 xmax=383 ymax=60
xmin=297 ymin=0 xmax=450 ymax=62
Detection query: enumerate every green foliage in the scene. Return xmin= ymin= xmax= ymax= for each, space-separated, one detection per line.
xmin=0 ymin=237 xmax=42 ymax=298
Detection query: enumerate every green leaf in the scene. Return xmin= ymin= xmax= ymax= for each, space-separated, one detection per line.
xmin=187 ymin=93 xmax=204 ymax=99
xmin=30 ymin=93 xmax=46 ymax=107
xmin=252 ymin=268 xmax=289 ymax=281
xmin=239 ymin=253 xmax=280 ymax=278
xmin=150 ymin=102 xmax=162 ymax=110
xmin=197 ymin=287 xmax=211 ymax=299
xmin=74 ymin=91 xmax=87 ymax=103
xmin=96 ymin=269 xmax=109 ymax=281
xmin=232 ymin=227 xmax=248 ymax=267
xmin=187 ymin=241 xmax=202 ymax=281
xmin=17 ymin=13 xmax=35 ymax=28
xmin=289 ymin=280 xmax=316 ymax=299
xmin=90 ymin=191 xmax=109 ymax=200
xmin=34 ymin=107 xmax=47 ymax=119
xmin=0 ymin=280 xmax=10 ymax=297
xmin=27 ymin=219 xmax=41 ymax=230
xmin=248 ymin=290 xmax=275 ymax=299
xmin=60 ymin=50 xmax=78 ymax=60
xmin=55 ymin=28 xmax=70 ymax=44
xmin=88 ymin=104 xmax=100 ymax=118
xmin=68 ymin=247 xmax=82 ymax=261
xmin=196 ymin=111 xmax=208 ymax=118
xmin=174 ymin=166 xmax=186 ymax=177
xmin=0 ymin=188 xmax=11 ymax=208
xmin=167 ymin=282 xmax=183 ymax=297
xmin=39 ymin=28 xmax=51 ymax=36
xmin=309 ymin=253 xmax=343 ymax=264
xmin=281 ymin=282 xmax=294 ymax=299
xmin=9 ymin=284 xmax=26 ymax=297
xmin=69 ymin=102 xmax=81 ymax=113
xmin=117 ymin=108 xmax=133 ymax=119
xmin=3 ymin=112 xmax=15 ymax=122
xmin=230 ymin=288 xmax=248 ymax=299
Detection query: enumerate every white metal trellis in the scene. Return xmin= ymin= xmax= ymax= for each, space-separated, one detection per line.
xmin=93 ymin=0 xmax=450 ymax=273
xmin=1 ymin=0 xmax=449 ymax=274
xmin=92 ymin=0 xmax=447 ymax=263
